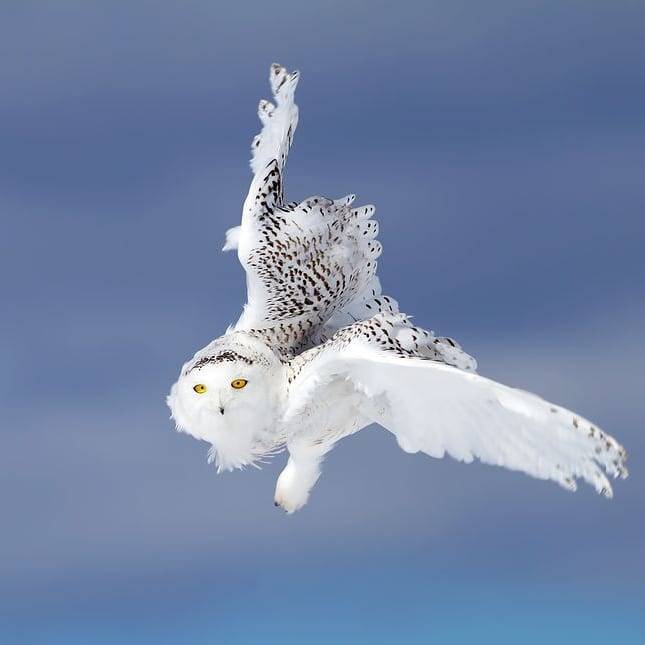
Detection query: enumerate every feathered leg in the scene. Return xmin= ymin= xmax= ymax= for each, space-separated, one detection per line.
xmin=274 ymin=443 xmax=327 ymax=513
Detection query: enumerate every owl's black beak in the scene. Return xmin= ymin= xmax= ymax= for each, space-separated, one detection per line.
xmin=219 ymin=406 xmax=225 ymax=415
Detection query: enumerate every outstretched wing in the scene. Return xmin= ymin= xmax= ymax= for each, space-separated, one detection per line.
xmin=286 ymin=313 xmax=628 ymax=497
xmin=224 ymin=64 xmax=395 ymax=359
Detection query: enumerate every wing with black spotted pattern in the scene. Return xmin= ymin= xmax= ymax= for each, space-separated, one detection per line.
xmin=224 ymin=64 xmax=396 ymax=358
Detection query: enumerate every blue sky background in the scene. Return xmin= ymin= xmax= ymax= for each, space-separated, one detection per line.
xmin=1 ymin=1 xmax=644 ymax=643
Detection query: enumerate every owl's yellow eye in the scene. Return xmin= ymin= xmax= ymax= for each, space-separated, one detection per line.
xmin=193 ymin=384 xmax=207 ymax=394
xmin=231 ymin=378 xmax=248 ymax=390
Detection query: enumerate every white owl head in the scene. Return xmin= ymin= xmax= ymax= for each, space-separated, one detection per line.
xmin=167 ymin=332 xmax=284 ymax=471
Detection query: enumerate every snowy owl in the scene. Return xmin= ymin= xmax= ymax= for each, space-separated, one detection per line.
xmin=168 ymin=64 xmax=628 ymax=513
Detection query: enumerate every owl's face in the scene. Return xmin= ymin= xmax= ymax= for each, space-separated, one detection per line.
xmin=168 ymin=344 xmax=284 ymax=471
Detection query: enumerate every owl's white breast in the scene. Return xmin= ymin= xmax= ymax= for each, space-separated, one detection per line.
xmin=284 ymin=375 xmax=369 ymax=447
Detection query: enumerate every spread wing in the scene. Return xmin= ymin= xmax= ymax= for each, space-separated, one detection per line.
xmin=286 ymin=313 xmax=628 ymax=497
xmin=224 ymin=64 xmax=395 ymax=359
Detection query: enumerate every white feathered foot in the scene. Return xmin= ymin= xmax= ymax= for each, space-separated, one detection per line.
xmin=274 ymin=449 xmax=324 ymax=514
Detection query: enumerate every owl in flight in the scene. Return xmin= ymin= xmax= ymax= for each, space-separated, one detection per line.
xmin=168 ymin=64 xmax=627 ymax=513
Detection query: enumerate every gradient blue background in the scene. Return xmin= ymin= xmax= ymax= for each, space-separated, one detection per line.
xmin=1 ymin=1 xmax=644 ymax=643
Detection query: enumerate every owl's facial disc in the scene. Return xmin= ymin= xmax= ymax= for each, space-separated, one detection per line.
xmin=191 ymin=377 xmax=250 ymax=416
xmin=168 ymin=359 xmax=281 ymax=471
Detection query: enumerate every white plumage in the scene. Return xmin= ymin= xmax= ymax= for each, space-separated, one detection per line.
xmin=168 ymin=64 xmax=627 ymax=513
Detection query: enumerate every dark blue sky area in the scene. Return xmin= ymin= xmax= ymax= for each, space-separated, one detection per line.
xmin=1 ymin=2 xmax=644 ymax=643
